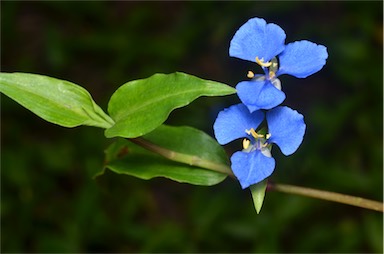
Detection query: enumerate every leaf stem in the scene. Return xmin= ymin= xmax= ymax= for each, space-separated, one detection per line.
xmin=130 ymin=137 xmax=383 ymax=212
xmin=129 ymin=137 xmax=235 ymax=177
xmin=268 ymin=182 xmax=383 ymax=212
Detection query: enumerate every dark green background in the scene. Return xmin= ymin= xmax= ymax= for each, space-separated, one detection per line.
xmin=1 ymin=1 xmax=383 ymax=252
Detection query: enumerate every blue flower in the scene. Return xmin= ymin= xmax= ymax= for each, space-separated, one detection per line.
xmin=230 ymin=17 xmax=328 ymax=112
xmin=213 ymin=103 xmax=306 ymax=189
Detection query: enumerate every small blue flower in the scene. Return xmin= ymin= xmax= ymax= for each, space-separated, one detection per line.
xmin=213 ymin=103 xmax=306 ymax=189
xmin=229 ymin=17 xmax=328 ymax=112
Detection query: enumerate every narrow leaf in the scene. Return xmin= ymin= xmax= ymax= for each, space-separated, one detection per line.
xmin=105 ymin=72 xmax=236 ymax=138
xmin=0 ymin=72 xmax=114 ymax=128
xmin=101 ymin=138 xmax=227 ymax=186
xmin=250 ymin=179 xmax=268 ymax=214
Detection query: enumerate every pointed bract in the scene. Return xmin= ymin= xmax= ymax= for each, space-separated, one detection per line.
xmin=267 ymin=106 xmax=306 ymax=155
xmin=229 ymin=18 xmax=286 ymax=63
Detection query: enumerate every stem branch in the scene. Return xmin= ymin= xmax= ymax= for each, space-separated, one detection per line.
xmin=128 ymin=137 xmax=383 ymax=212
xmin=268 ymin=182 xmax=383 ymax=212
xmin=129 ymin=137 xmax=234 ymax=177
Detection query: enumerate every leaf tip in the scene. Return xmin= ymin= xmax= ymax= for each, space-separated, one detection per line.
xmin=250 ymin=179 xmax=268 ymax=214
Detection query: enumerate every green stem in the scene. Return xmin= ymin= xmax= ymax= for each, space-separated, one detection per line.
xmin=129 ymin=137 xmax=383 ymax=213
xmin=129 ymin=137 xmax=235 ymax=176
xmin=268 ymin=182 xmax=383 ymax=212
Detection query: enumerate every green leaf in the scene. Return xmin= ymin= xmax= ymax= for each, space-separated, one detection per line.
xmin=0 ymin=72 xmax=114 ymax=128
xmin=250 ymin=179 xmax=268 ymax=214
xmin=141 ymin=125 xmax=232 ymax=175
xmin=105 ymin=72 xmax=236 ymax=138
xmin=102 ymin=137 xmax=228 ymax=186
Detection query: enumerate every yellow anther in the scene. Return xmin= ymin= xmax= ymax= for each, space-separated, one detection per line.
xmin=245 ymin=128 xmax=264 ymax=139
xmin=269 ymin=71 xmax=276 ymax=79
xmin=245 ymin=128 xmax=254 ymax=136
xmin=266 ymin=133 xmax=271 ymax=139
xmin=243 ymin=139 xmax=250 ymax=150
xmin=256 ymin=57 xmax=272 ymax=67
xmin=247 ymin=71 xmax=255 ymax=78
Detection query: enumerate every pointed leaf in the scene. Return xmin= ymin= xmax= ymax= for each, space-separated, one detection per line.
xmin=250 ymin=179 xmax=268 ymax=214
xmin=0 ymin=72 xmax=114 ymax=128
xmin=105 ymin=72 xmax=236 ymax=138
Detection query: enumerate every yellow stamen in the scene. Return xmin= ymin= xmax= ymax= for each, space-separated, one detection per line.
xmin=256 ymin=57 xmax=272 ymax=67
xmin=266 ymin=133 xmax=271 ymax=139
xmin=269 ymin=71 xmax=276 ymax=79
xmin=243 ymin=139 xmax=250 ymax=149
xmin=245 ymin=128 xmax=264 ymax=139
xmin=247 ymin=71 xmax=255 ymax=78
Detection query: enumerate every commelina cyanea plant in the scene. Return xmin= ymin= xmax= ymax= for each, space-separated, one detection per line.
xmin=2 ymin=16 xmax=382 ymax=214
xmin=214 ymin=17 xmax=328 ymax=189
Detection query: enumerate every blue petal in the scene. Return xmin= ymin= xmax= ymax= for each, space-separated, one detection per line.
xmin=231 ymin=150 xmax=275 ymax=189
xmin=229 ymin=17 xmax=286 ymax=62
xmin=213 ymin=103 xmax=264 ymax=145
xmin=276 ymin=40 xmax=328 ymax=78
xmin=266 ymin=106 xmax=306 ymax=156
xmin=236 ymin=80 xmax=286 ymax=112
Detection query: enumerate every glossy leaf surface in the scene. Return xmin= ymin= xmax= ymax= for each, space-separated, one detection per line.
xmin=0 ymin=72 xmax=114 ymax=128
xmin=142 ymin=125 xmax=230 ymax=171
xmin=105 ymin=72 xmax=236 ymax=138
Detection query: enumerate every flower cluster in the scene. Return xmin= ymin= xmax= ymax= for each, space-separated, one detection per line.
xmin=213 ymin=17 xmax=328 ymax=189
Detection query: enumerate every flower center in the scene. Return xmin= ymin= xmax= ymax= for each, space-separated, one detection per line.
xmin=242 ymin=128 xmax=271 ymax=151
xmin=248 ymin=57 xmax=279 ymax=81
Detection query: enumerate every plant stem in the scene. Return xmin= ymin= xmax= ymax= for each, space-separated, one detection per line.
xmin=129 ymin=137 xmax=383 ymax=212
xmin=129 ymin=137 xmax=235 ymax=176
xmin=268 ymin=182 xmax=383 ymax=212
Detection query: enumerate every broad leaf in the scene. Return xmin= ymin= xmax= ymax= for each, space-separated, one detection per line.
xmin=0 ymin=72 xmax=114 ymax=128
xmin=102 ymin=137 xmax=228 ymax=186
xmin=250 ymin=179 xmax=268 ymax=214
xmin=141 ymin=125 xmax=231 ymax=174
xmin=105 ymin=72 xmax=236 ymax=138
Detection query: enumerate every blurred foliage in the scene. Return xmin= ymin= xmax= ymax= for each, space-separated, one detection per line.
xmin=1 ymin=1 xmax=382 ymax=253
